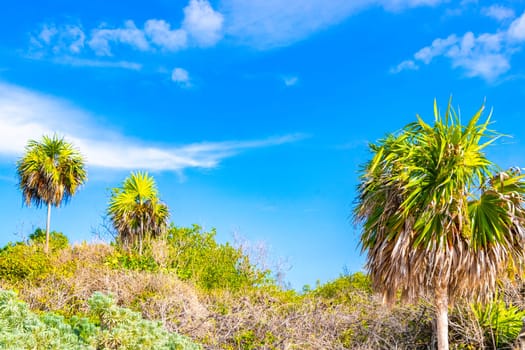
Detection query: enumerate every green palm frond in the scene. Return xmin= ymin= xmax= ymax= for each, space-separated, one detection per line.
xmin=17 ymin=135 xmax=87 ymax=208
xmin=108 ymin=172 xmax=170 ymax=252
xmin=354 ymin=99 xmax=525 ymax=304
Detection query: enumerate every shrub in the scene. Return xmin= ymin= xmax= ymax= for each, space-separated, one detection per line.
xmin=106 ymin=224 xmax=270 ymax=292
xmin=167 ymin=225 xmax=271 ymax=291
xmin=105 ymin=249 xmax=159 ymax=272
xmin=0 ymin=228 xmax=70 ymax=282
xmin=29 ymin=228 xmax=70 ymax=251
xmin=0 ymin=289 xmax=201 ymax=350
xmin=0 ymin=243 xmax=51 ymax=281
xmin=472 ymin=299 xmax=525 ymax=348
xmin=0 ymin=290 xmax=85 ymax=349
xmin=312 ymin=272 xmax=371 ymax=301
xmin=88 ymin=292 xmax=200 ymax=350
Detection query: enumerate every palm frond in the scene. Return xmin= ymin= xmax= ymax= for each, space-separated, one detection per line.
xmin=108 ymin=172 xmax=170 ymax=251
xmin=354 ymin=100 xmax=525 ymax=305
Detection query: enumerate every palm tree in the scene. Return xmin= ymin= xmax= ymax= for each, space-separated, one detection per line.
xmin=17 ymin=135 xmax=87 ymax=254
xmin=354 ymin=100 xmax=525 ymax=350
xmin=108 ymin=171 xmax=169 ymax=254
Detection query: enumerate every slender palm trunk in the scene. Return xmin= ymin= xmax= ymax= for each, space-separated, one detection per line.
xmin=139 ymin=217 xmax=144 ymax=255
xmin=45 ymin=202 xmax=51 ymax=254
xmin=435 ymin=283 xmax=449 ymax=350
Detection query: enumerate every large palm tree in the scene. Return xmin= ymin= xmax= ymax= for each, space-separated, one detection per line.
xmin=354 ymin=100 xmax=525 ymax=350
xmin=17 ymin=135 xmax=87 ymax=254
xmin=108 ymin=171 xmax=169 ymax=254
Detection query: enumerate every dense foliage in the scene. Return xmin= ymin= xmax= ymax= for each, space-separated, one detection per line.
xmin=105 ymin=224 xmax=270 ymax=291
xmin=2 ymin=230 xmax=525 ymax=349
xmin=108 ymin=171 xmax=169 ymax=254
xmin=0 ymin=290 xmax=199 ymax=349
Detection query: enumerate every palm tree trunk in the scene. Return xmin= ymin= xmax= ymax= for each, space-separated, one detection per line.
xmin=139 ymin=217 xmax=143 ymax=255
xmin=45 ymin=202 xmax=51 ymax=254
xmin=435 ymin=283 xmax=449 ymax=350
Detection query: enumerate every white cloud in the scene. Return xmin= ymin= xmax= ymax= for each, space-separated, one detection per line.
xmin=144 ymin=19 xmax=188 ymax=50
xmin=31 ymin=24 xmax=86 ymax=56
xmin=380 ymin=0 xmax=445 ymax=11
xmin=394 ymin=12 xmax=525 ymax=81
xmin=482 ymin=5 xmax=515 ymax=22
xmin=390 ymin=59 xmax=419 ymax=73
xmin=171 ymin=67 xmax=191 ymax=87
xmin=53 ymin=56 xmax=142 ymax=70
xmin=39 ymin=25 xmax=58 ymax=44
xmin=0 ymin=82 xmax=303 ymax=171
xmin=414 ymin=35 xmax=459 ymax=64
xmin=183 ymin=0 xmax=224 ymax=46
xmin=222 ymin=0 xmax=446 ymax=48
xmin=283 ymin=76 xmax=299 ymax=86
xmin=89 ymin=20 xmax=149 ymax=56
xmin=451 ymin=53 xmax=510 ymax=79
xmin=32 ymin=0 xmax=223 ymax=62
xmin=508 ymin=11 xmax=525 ymax=41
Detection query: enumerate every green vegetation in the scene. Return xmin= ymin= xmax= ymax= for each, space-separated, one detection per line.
xmin=105 ymin=224 xmax=269 ymax=291
xmin=472 ymin=298 xmax=525 ymax=348
xmin=0 ymin=289 xmax=199 ymax=349
xmin=5 ymin=102 xmax=525 ymax=349
xmin=3 ymin=230 xmax=525 ymax=349
xmin=16 ymin=135 xmax=87 ymax=254
xmin=108 ymin=171 xmax=169 ymax=254
xmin=355 ymin=99 xmax=525 ymax=349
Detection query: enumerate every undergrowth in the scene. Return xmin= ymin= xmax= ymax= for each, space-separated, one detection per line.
xmin=1 ymin=228 xmax=525 ymax=349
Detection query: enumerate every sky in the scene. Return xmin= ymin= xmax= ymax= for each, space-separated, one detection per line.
xmin=1 ymin=0 xmax=525 ymax=289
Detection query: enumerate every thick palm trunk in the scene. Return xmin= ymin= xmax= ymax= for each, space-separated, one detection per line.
xmin=435 ymin=283 xmax=449 ymax=350
xmin=45 ymin=202 xmax=51 ymax=254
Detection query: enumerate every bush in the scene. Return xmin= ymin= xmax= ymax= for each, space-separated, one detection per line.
xmin=105 ymin=249 xmax=159 ymax=272
xmin=0 ymin=289 xmax=201 ymax=350
xmin=0 ymin=243 xmax=51 ymax=281
xmin=472 ymin=299 xmax=525 ymax=348
xmin=88 ymin=292 xmax=200 ymax=350
xmin=311 ymin=272 xmax=371 ymax=301
xmin=108 ymin=224 xmax=270 ymax=291
xmin=0 ymin=290 xmax=85 ymax=349
xmin=0 ymin=228 xmax=71 ymax=282
xmin=29 ymin=228 xmax=70 ymax=251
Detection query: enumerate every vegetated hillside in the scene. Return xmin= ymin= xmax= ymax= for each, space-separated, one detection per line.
xmin=1 ymin=226 xmax=525 ymax=349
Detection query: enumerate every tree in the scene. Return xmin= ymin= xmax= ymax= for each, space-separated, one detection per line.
xmin=17 ymin=135 xmax=87 ymax=254
xmin=354 ymin=100 xmax=525 ymax=350
xmin=108 ymin=171 xmax=169 ymax=254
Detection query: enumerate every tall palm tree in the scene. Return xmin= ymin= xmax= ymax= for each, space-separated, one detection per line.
xmin=108 ymin=171 xmax=169 ymax=254
xmin=354 ymin=100 xmax=525 ymax=350
xmin=17 ymin=135 xmax=87 ymax=254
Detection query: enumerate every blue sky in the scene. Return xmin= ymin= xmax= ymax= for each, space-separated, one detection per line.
xmin=1 ymin=0 xmax=525 ymax=289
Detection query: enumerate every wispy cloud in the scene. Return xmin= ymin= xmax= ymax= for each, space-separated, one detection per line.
xmin=508 ymin=12 xmax=525 ymax=41
xmin=29 ymin=0 xmax=222 ymax=62
xmin=390 ymin=59 xmax=419 ymax=74
xmin=283 ymin=76 xmax=299 ymax=87
xmin=171 ymin=67 xmax=191 ymax=87
xmin=0 ymin=82 xmax=306 ymax=171
xmin=482 ymin=5 xmax=515 ymax=22
xmin=392 ymin=11 xmax=525 ymax=81
xmin=28 ymin=0 xmax=446 ymax=64
xmin=144 ymin=19 xmax=188 ymax=51
xmin=89 ymin=20 xmax=150 ymax=56
xmin=29 ymin=23 xmax=86 ymax=57
xmin=221 ymin=0 xmax=446 ymax=49
xmin=53 ymin=56 xmax=142 ymax=70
